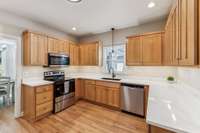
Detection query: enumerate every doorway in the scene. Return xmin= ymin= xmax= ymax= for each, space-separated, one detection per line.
xmin=0 ymin=33 xmax=22 ymax=118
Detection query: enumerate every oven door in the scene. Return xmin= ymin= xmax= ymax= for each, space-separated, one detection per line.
xmin=54 ymin=80 xmax=75 ymax=97
xmin=48 ymin=53 xmax=70 ymax=67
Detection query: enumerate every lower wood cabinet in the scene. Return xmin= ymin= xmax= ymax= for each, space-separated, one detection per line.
xmin=84 ymin=80 xmax=96 ymax=101
xmin=148 ymin=125 xmax=175 ymax=133
xmin=84 ymin=80 xmax=120 ymax=108
xmin=76 ymin=79 xmax=148 ymax=112
xmin=107 ymin=87 xmax=120 ymax=108
xmin=22 ymin=84 xmax=53 ymax=121
xmin=95 ymin=85 xmax=108 ymax=105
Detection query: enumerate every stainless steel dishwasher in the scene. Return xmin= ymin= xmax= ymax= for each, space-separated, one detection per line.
xmin=121 ymin=83 xmax=145 ymax=117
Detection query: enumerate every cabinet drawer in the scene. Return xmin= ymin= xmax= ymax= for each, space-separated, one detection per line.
xmin=96 ymin=81 xmax=120 ymax=88
xmin=36 ymin=101 xmax=53 ymax=117
xmin=85 ymin=80 xmax=96 ymax=85
xmin=36 ymin=91 xmax=53 ymax=105
xmin=36 ymin=85 xmax=53 ymax=93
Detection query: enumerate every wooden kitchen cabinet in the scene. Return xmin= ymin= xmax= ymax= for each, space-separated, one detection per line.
xmin=126 ymin=36 xmax=142 ymax=65
xmin=75 ymin=79 xmax=85 ymax=100
xmin=107 ymin=87 xmax=120 ymax=108
xmin=96 ymin=81 xmax=120 ymax=108
xmin=69 ymin=42 xmax=79 ymax=65
xmin=95 ymin=86 xmax=108 ymax=105
xmin=141 ymin=33 xmax=162 ymax=65
xmin=148 ymin=125 xmax=175 ymax=133
xmin=23 ymin=31 xmax=48 ymax=66
xmin=23 ymin=84 xmax=53 ymax=121
xmin=178 ymin=0 xmax=197 ymax=65
xmin=126 ymin=32 xmax=163 ymax=66
xmin=164 ymin=3 xmax=179 ymax=66
xmin=164 ymin=0 xmax=198 ymax=66
xmin=48 ymin=37 xmax=69 ymax=55
xmin=84 ymin=80 xmax=96 ymax=101
xmin=79 ymin=41 xmax=101 ymax=66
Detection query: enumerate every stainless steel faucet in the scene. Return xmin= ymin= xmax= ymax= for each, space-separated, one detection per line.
xmin=110 ymin=67 xmax=116 ymax=79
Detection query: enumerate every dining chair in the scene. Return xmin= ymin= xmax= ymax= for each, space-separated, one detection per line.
xmin=0 ymin=77 xmax=11 ymax=105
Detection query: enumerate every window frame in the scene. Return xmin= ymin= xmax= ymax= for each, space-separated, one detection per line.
xmin=102 ymin=43 xmax=126 ymax=74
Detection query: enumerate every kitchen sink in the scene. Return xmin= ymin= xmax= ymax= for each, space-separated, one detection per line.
xmin=101 ymin=78 xmax=121 ymax=81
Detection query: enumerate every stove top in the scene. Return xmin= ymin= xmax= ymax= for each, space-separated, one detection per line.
xmin=44 ymin=71 xmax=74 ymax=82
xmin=44 ymin=71 xmax=65 ymax=81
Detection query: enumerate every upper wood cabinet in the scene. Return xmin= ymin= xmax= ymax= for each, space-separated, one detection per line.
xmin=164 ymin=0 xmax=198 ymax=66
xmin=126 ymin=32 xmax=163 ymax=66
xmin=199 ymin=0 xmax=200 ymax=64
xmin=178 ymin=0 xmax=197 ymax=65
xmin=164 ymin=4 xmax=179 ymax=66
xmin=47 ymin=37 xmax=69 ymax=55
xmin=69 ymin=42 xmax=79 ymax=65
xmin=23 ymin=31 xmax=48 ymax=66
xmin=126 ymin=36 xmax=142 ymax=65
xmin=79 ymin=41 xmax=101 ymax=66
xmin=141 ymin=33 xmax=162 ymax=65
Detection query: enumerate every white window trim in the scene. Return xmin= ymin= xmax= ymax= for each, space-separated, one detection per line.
xmin=102 ymin=44 xmax=126 ymax=74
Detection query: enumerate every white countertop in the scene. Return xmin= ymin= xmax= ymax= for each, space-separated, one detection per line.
xmin=22 ymin=74 xmax=200 ymax=132
xmin=70 ymin=74 xmax=200 ymax=133
xmin=22 ymin=79 xmax=53 ymax=87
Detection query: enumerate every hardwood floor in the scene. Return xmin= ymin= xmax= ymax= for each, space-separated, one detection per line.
xmin=0 ymin=101 xmax=148 ymax=133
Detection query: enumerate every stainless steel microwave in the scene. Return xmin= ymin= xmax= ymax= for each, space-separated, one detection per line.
xmin=48 ymin=53 xmax=70 ymax=67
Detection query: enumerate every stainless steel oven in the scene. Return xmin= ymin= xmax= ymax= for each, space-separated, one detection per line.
xmin=44 ymin=71 xmax=75 ymax=113
xmin=54 ymin=79 xmax=75 ymax=113
xmin=48 ymin=53 xmax=70 ymax=67
xmin=54 ymin=79 xmax=75 ymax=97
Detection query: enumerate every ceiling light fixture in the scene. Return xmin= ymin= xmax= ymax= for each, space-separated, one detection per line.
xmin=72 ymin=27 xmax=77 ymax=31
xmin=67 ymin=0 xmax=82 ymax=3
xmin=148 ymin=2 xmax=155 ymax=8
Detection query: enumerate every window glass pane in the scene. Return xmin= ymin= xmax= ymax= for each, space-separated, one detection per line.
xmin=103 ymin=45 xmax=125 ymax=73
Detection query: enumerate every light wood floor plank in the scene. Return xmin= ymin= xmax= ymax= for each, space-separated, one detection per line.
xmin=0 ymin=101 xmax=148 ymax=133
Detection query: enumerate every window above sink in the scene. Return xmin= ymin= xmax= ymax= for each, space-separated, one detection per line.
xmin=103 ymin=44 xmax=125 ymax=74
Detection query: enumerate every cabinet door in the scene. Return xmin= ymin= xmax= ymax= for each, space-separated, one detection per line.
xmin=179 ymin=0 xmax=197 ymax=65
xmin=75 ymin=79 xmax=85 ymax=100
xmin=95 ymin=86 xmax=107 ymax=104
xmin=126 ymin=36 xmax=142 ymax=65
xmin=89 ymin=44 xmax=99 ymax=65
xmin=70 ymin=43 xmax=79 ymax=65
xmin=63 ymin=41 xmax=70 ymax=55
xmin=30 ymin=33 xmax=38 ymax=65
xmin=37 ymin=34 xmax=48 ymax=65
xmin=79 ymin=42 xmax=100 ymax=66
xmin=48 ymin=37 xmax=56 ymax=53
xmin=142 ymin=33 xmax=162 ymax=65
xmin=107 ymin=87 xmax=120 ymax=108
xmin=29 ymin=33 xmax=47 ymax=66
xmin=84 ymin=84 xmax=96 ymax=101
xmin=79 ymin=45 xmax=88 ymax=65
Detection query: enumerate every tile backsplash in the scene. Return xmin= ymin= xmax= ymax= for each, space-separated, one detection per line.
xmin=177 ymin=67 xmax=200 ymax=90
xmin=22 ymin=66 xmax=177 ymax=80
xmin=23 ymin=66 xmax=200 ymax=90
xmin=22 ymin=66 xmax=80 ymax=79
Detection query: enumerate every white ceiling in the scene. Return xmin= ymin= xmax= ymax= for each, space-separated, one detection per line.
xmin=0 ymin=0 xmax=174 ymax=37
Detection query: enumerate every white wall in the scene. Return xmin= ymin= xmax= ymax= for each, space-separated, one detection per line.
xmin=79 ymin=19 xmax=166 ymax=45
xmin=0 ymin=10 xmax=78 ymax=42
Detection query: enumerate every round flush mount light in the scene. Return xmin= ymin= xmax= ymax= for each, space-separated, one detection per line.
xmin=72 ymin=27 xmax=77 ymax=31
xmin=67 ymin=0 xmax=82 ymax=3
xmin=148 ymin=2 xmax=155 ymax=8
